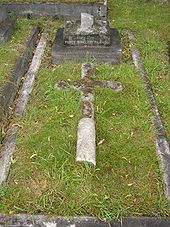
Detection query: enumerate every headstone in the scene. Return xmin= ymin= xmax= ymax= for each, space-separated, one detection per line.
xmin=52 ymin=13 xmax=122 ymax=64
xmin=54 ymin=62 xmax=122 ymax=165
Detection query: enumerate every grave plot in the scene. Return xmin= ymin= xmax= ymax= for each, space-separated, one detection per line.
xmin=0 ymin=38 xmax=169 ymax=216
xmin=0 ymin=0 xmax=170 ymax=224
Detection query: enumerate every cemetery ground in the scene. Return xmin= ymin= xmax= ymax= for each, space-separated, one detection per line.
xmin=0 ymin=0 xmax=170 ymax=220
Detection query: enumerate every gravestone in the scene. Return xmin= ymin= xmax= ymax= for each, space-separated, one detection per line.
xmin=0 ymin=9 xmax=16 ymax=43
xmin=52 ymin=13 xmax=122 ymax=64
xmin=54 ymin=62 xmax=122 ymax=165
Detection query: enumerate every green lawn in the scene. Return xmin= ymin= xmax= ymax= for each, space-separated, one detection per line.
xmin=0 ymin=0 xmax=170 ymax=219
xmin=109 ymin=0 xmax=170 ymax=140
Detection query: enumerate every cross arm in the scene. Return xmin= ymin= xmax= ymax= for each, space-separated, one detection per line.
xmin=95 ymin=80 xmax=122 ymax=92
xmin=54 ymin=80 xmax=81 ymax=90
xmin=54 ymin=80 xmax=71 ymax=90
xmin=54 ymin=79 xmax=91 ymax=91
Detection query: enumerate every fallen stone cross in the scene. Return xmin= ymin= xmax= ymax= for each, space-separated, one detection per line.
xmin=54 ymin=63 xmax=122 ymax=166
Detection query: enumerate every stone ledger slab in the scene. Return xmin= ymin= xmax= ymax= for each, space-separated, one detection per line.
xmin=1 ymin=215 xmax=170 ymax=227
xmin=0 ymin=2 xmax=107 ymax=19
xmin=52 ymin=28 xmax=122 ymax=64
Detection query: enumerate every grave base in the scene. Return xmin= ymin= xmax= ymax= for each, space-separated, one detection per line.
xmin=52 ymin=28 xmax=122 ymax=64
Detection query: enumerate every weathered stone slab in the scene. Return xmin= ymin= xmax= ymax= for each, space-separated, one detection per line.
xmin=15 ymin=33 xmax=48 ymax=116
xmin=0 ymin=2 xmax=107 ymax=19
xmin=52 ymin=28 xmax=122 ymax=64
xmin=1 ymin=215 xmax=170 ymax=227
xmin=0 ymin=26 xmax=40 ymax=121
xmin=0 ymin=9 xmax=7 ymax=24
xmin=0 ymin=17 xmax=16 ymax=43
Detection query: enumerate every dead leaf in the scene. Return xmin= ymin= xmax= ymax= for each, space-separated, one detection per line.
xmin=111 ymin=168 xmax=117 ymax=173
xmin=157 ymin=75 xmax=166 ymax=79
xmin=127 ymin=183 xmax=134 ymax=187
xmin=125 ymin=174 xmax=129 ymax=180
xmin=30 ymin=153 xmax=37 ymax=159
xmin=130 ymin=131 xmax=134 ymax=137
xmin=98 ymin=139 xmax=105 ymax=145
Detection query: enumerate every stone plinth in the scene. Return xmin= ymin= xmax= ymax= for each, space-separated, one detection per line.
xmin=52 ymin=13 xmax=122 ymax=64
xmin=52 ymin=28 xmax=122 ymax=64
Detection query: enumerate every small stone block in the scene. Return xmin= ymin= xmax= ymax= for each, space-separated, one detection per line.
xmin=52 ymin=28 xmax=122 ymax=64
xmin=80 ymin=13 xmax=94 ymax=32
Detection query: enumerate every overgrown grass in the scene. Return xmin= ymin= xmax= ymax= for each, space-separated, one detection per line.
xmin=108 ymin=0 xmax=170 ymax=139
xmin=0 ymin=0 xmax=170 ymax=219
xmin=0 ymin=19 xmax=36 ymax=85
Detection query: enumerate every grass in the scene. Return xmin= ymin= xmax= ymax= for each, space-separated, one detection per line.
xmin=0 ymin=0 xmax=170 ymax=219
xmin=108 ymin=0 xmax=170 ymax=140
xmin=0 ymin=19 xmax=37 ymax=85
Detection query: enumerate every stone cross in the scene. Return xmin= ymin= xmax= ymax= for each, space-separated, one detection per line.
xmin=54 ymin=63 xmax=122 ymax=165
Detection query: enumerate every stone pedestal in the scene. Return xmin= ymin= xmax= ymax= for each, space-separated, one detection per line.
xmin=52 ymin=13 xmax=122 ymax=64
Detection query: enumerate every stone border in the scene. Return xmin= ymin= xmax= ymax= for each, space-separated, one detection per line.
xmin=127 ymin=30 xmax=170 ymax=200
xmin=0 ymin=2 xmax=107 ymax=19
xmin=0 ymin=32 xmax=47 ymax=185
xmin=1 ymin=215 xmax=170 ymax=227
xmin=0 ymin=25 xmax=40 ymax=121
